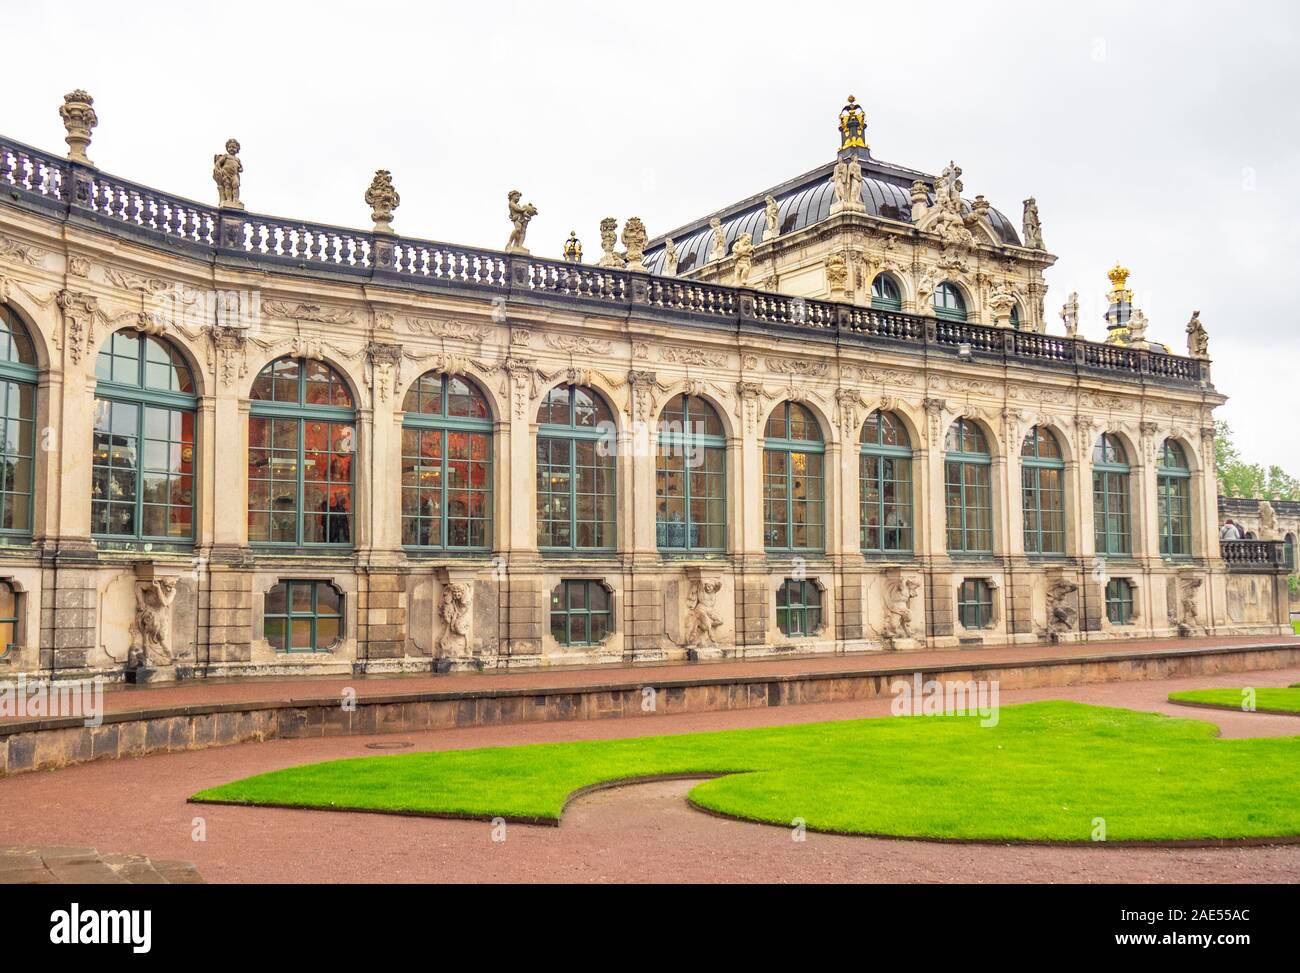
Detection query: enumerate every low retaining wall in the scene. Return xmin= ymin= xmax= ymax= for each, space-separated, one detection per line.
xmin=2 ymin=642 xmax=1298 ymax=778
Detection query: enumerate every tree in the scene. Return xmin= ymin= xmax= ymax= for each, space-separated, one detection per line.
xmin=1214 ymin=421 xmax=1300 ymax=500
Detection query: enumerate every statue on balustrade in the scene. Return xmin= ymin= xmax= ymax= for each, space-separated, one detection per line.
xmin=1022 ymin=197 xmax=1044 ymax=250
xmin=506 ymin=190 xmax=538 ymax=254
xmin=1186 ymin=310 xmax=1210 ymax=359
xmin=213 ymin=139 xmax=244 ymax=210
xmin=1060 ymin=292 xmax=1079 ymax=337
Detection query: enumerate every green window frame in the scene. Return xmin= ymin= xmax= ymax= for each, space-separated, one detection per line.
xmin=263 ymin=579 xmax=344 ymax=653
xmin=763 ymin=402 xmax=825 ymax=552
xmin=933 ymin=282 xmax=967 ymax=322
xmin=1105 ymin=578 xmax=1134 ymax=625
xmin=248 ymin=358 xmax=356 ymax=548
xmin=1157 ymin=439 xmax=1192 ymax=558
xmin=401 ymin=373 xmax=493 ymax=550
xmin=1092 ymin=433 xmax=1131 ymax=557
xmin=549 ymin=579 xmax=612 ymax=646
xmin=958 ymin=578 xmax=994 ymax=630
xmin=1021 ymin=426 xmax=1066 ymax=555
xmin=944 ymin=418 xmax=992 ymax=554
xmin=92 ymin=329 xmax=197 ymax=543
xmin=1009 ymin=303 xmax=1021 ymax=330
xmin=859 ymin=409 xmax=912 ymax=553
xmin=656 ymin=394 xmax=726 ymax=552
xmin=776 ymin=578 xmax=823 ymax=637
xmin=0 ymin=579 xmax=17 ymax=659
xmin=536 ymin=385 xmax=617 ymax=552
xmin=0 ymin=306 xmax=37 ymax=539
xmin=1285 ymin=534 xmax=1296 ymax=573
xmin=870 ymin=273 xmax=902 ymax=311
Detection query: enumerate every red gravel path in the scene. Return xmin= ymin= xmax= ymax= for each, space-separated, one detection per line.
xmin=1 ymin=666 xmax=1297 ymax=883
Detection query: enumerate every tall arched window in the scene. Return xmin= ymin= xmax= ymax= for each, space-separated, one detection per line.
xmin=763 ymin=402 xmax=825 ymax=552
xmin=944 ymin=419 xmax=992 ymax=553
xmin=1021 ymin=426 xmax=1065 ymax=555
xmin=0 ymin=306 xmax=37 ymax=538
xmin=860 ymin=410 xmax=912 ymax=553
xmin=870 ymin=274 xmax=902 ymax=311
xmin=401 ymin=373 xmax=492 ymax=550
xmin=1157 ymin=439 xmax=1192 ymax=558
xmin=93 ymin=329 xmax=196 ymax=541
xmin=249 ymin=358 xmax=355 ymax=546
xmin=933 ymin=282 xmax=967 ymax=322
xmin=1285 ymin=533 xmax=1296 ymax=572
xmin=536 ymin=385 xmax=616 ymax=551
xmin=656 ymin=394 xmax=726 ymax=552
xmin=1009 ymin=303 xmax=1021 ymax=330
xmin=1092 ymin=433 xmax=1131 ymax=556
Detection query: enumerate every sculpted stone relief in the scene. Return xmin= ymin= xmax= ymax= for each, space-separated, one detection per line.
xmin=263 ymin=300 xmax=357 ymax=326
xmin=405 ymin=315 xmax=492 ymax=342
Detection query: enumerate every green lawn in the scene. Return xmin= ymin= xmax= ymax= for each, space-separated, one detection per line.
xmin=1169 ymin=687 xmax=1300 ymax=715
xmin=192 ymin=701 xmax=1300 ymax=843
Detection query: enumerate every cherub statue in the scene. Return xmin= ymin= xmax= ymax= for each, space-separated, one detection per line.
xmin=212 ymin=139 xmax=243 ymax=209
xmin=505 ymin=190 xmax=538 ymax=254
xmin=1128 ymin=308 xmax=1149 ymax=346
xmin=731 ymin=232 xmax=755 ymax=286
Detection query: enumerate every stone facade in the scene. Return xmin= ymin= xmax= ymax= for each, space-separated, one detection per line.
xmin=0 ymin=96 xmax=1288 ymax=683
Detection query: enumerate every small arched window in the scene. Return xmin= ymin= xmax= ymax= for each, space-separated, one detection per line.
xmin=1106 ymin=578 xmax=1135 ymax=625
xmin=656 ymin=394 xmax=726 ymax=552
xmin=860 ymin=410 xmax=912 ymax=553
xmin=763 ymin=402 xmax=824 ymax=552
xmin=401 ymin=373 xmax=492 ymax=550
xmin=958 ymin=578 xmax=994 ymax=630
xmin=944 ymin=419 xmax=992 ymax=553
xmin=249 ymin=358 xmax=355 ymax=546
xmin=1009 ymin=303 xmax=1021 ymax=330
xmin=1157 ymin=439 xmax=1192 ymax=558
xmin=264 ymin=580 xmax=343 ymax=653
xmin=870 ymin=274 xmax=902 ymax=311
xmin=1021 ymin=427 xmax=1065 ymax=555
xmin=933 ymin=282 xmax=967 ymax=322
xmin=0 ymin=579 xmax=18 ymax=660
xmin=536 ymin=385 xmax=616 ymax=551
xmin=93 ymin=329 xmax=197 ymax=541
xmin=0 ymin=306 xmax=37 ymax=538
xmin=1092 ymin=433 xmax=1131 ymax=556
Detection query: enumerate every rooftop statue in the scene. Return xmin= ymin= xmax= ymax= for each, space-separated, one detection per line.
xmin=662 ymin=237 xmax=679 ymax=277
xmin=622 ymin=217 xmax=648 ymax=272
xmin=598 ymin=217 xmax=626 ymax=268
xmin=708 ymin=217 xmax=727 ymax=263
xmin=505 ymin=190 xmax=538 ymax=254
xmin=1060 ymin=292 xmax=1079 ymax=337
xmin=764 ymin=195 xmax=780 ymax=242
xmin=731 ymin=232 xmax=755 ymax=286
xmin=213 ymin=139 xmax=244 ymax=210
xmin=1022 ymin=197 xmax=1044 ymax=250
xmin=1186 ymin=310 xmax=1210 ymax=359
xmin=365 ymin=170 xmax=400 ymax=233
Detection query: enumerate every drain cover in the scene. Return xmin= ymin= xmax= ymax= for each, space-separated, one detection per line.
xmin=364 ymin=741 xmax=415 ymax=750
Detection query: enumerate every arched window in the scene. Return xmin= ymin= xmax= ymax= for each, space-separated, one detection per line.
xmin=264 ymin=580 xmax=343 ymax=653
xmin=0 ymin=306 xmax=37 ymax=537
xmin=536 ymin=385 xmax=616 ymax=551
xmin=1021 ymin=426 xmax=1065 ymax=555
xmin=550 ymin=579 xmax=612 ymax=646
xmin=249 ymin=358 xmax=355 ymax=546
xmin=1105 ymin=578 xmax=1135 ymax=625
xmin=776 ymin=578 xmax=823 ymax=636
xmin=860 ymin=410 xmax=912 ymax=553
xmin=1285 ymin=533 xmax=1296 ymax=572
xmin=0 ymin=580 xmax=18 ymax=659
xmin=1009 ymin=303 xmax=1021 ymax=330
xmin=933 ymin=282 xmax=967 ymax=322
xmin=870 ymin=274 xmax=902 ymax=311
xmin=1092 ymin=433 xmax=1131 ymax=556
xmin=1157 ymin=439 xmax=1192 ymax=558
xmin=958 ymin=578 xmax=994 ymax=630
xmin=944 ymin=419 xmax=992 ymax=553
xmin=401 ymin=373 xmax=492 ymax=550
xmin=656 ymin=394 xmax=726 ymax=552
xmin=93 ymin=330 xmax=196 ymax=541
xmin=763 ymin=402 xmax=824 ymax=552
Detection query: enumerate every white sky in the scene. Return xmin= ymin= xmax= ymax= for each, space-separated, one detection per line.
xmin=5 ymin=0 xmax=1297 ymax=469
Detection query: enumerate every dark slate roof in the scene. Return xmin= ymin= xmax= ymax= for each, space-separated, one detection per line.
xmin=643 ymin=150 xmax=1022 ymax=277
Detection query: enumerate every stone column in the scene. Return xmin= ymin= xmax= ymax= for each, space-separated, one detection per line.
xmin=921 ymin=398 xmax=954 ymax=639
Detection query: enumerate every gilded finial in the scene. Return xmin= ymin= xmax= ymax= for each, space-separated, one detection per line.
xmin=838 ymin=94 xmax=868 ymax=150
xmin=1107 ymin=262 xmax=1130 ymax=291
xmin=563 ymin=230 xmax=582 ymax=263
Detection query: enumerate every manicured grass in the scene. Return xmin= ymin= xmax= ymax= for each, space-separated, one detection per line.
xmin=191 ymin=701 xmax=1300 ymax=843
xmin=1169 ymin=687 xmax=1300 ymax=715
xmin=1291 ymin=619 xmax=1300 ymax=636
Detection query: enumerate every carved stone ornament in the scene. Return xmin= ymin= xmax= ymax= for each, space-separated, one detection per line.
xmin=622 ymin=217 xmax=648 ymax=272
xmin=683 ymin=578 xmax=724 ymax=649
xmin=365 ymin=170 xmax=400 ymax=233
xmin=881 ymin=577 xmax=921 ymax=643
xmin=438 ymin=582 xmax=473 ymax=655
xmin=1042 ymin=577 xmax=1079 ymax=642
xmin=128 ymin=577 xmax=179 ymax=668
xmin=59 ymin=89 xmax=97 ymax=164
xmin=597 ymin=217 xmax=625 ymax=269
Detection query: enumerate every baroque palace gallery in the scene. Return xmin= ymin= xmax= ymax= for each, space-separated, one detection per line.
xmin=0 ymin=92 xmax=1289 ymax=682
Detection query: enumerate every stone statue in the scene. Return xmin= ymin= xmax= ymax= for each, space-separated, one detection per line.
xmin=1128 ymin=308 xmax=1149 ymax=346
xmin=598 ymin=217 xmax=625 ymax=268
xmin=505 ymin=190 xmax=538 ymax=254
xmin=59 ymin=89 xmax=98 ymax=164
xmin=988 ymin=281 xmax=1017 ymax=328
xmin=684 ymin=578 xmax=723 ymax=649
xmin=1186 ymin=310 xmax=1210 ymax=359
xmin=764 ymin=194 xmax=780 ymax=241
xmin=438 ymin=582 xmax=473 ymax=654
xmin=1174 ymin=575 xmax=1203 ymax=637
xmin=128 ymin=577 xmax=179 ymax=668
xmin=662 ymin=237 xmax=678 ymax=277
xmin=365 ymin=170 xmax=400 ymax=233
xmin=1060 ymin=292 xmax=1079 ymax=337
xmin=708 ymin=217 xmax=727 ymax=263
xmin=882 ymin=578 xmax=920 ymax=642
xmin=1022 ymin=197 xmax=1044 ymax=250
xmin=1259 ymin=501 xmax=1280 ymax=540
xmin=1043 ymin=578 xmax=1079 ymax=641
xmin=562 ymin=230 xmax=582 ymax=263
xmin=935 ymin=161 xmax=963 ymax=212
xmin=830 ymin=157 xmax=865 ymax=215
xmin=731 ymin=232 xmax=755 ymax=286
xmin=847 ymin=155 xmax=863 ymax=206
xmin=213 ymin=139 xmax=243 ymax=210
xmin=622 ymin=216 xmax=648 ymax=272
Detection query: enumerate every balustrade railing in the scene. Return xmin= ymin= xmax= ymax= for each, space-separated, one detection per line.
xmin=0 ymin=131 xmax=1209 ymax=386
xmin=1220 ymin=538 xmax=1286 ymax=569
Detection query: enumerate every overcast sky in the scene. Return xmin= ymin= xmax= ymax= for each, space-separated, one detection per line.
xmin=6 ymin=0 xmax=1297 ymax=469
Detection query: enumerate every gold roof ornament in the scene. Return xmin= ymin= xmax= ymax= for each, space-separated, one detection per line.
xmin=838 ymin=95 xmax=868 ymax=150
xmin=563 ymin=230 xmax=582 ymax=263
xmin=1107 ymin=262 xmax=1130 ymax=292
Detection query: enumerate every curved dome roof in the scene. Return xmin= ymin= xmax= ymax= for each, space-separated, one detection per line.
xmin=643 ymin=153 xmax=1021 ymax=277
